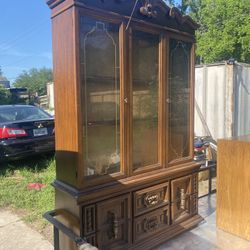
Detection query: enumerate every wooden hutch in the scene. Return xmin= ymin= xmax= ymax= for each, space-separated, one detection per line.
xmin=46 ymin=0 xmax=202 ymax=249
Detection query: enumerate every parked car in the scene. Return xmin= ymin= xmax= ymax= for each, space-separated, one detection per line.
xmin=0 ymin=105 xmax=55 ymax=162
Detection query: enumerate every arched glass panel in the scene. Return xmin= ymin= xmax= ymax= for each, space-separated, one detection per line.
xmin=168 ymin=39 xmax=191 ymax=162
xmin=80 ymin=16 xmax=120 ymax=176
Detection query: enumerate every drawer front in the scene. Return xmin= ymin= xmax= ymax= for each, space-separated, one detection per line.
xmin=134 ymin=182 xmax=169 ymax=216
xmin=96 ymin=194 xmax=131 ymax=250
xmin=134 ymin=206 xmax=170 ymax=243
xmin=171 ymin=193 xmax=198 ymax=223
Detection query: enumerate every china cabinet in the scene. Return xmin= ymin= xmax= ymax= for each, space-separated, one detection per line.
xmin=46 ymin=0 xmax=202 ymax=249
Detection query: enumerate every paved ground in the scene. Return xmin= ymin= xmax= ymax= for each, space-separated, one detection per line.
xmin=1 ymin=195 xmax=250 ymax=250
xmin=157 ymin=195 xmax=250 ymax=250
xmin=0 ymin=209 xmax=53 ymax=250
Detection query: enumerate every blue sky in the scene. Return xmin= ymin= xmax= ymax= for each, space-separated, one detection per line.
xmin=0 ymin=1 xmax=52 ymax=84
xmin=0 ymin=0 xmax=178 ymax=84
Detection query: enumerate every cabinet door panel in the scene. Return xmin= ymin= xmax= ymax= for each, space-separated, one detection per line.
xmin=171 ymin=194 xmax=198 ymax=223
xmin=97 ymin=194 xmax=131 ymax=249
xmin=132 ymin=30 xmax=160 ymax=170
xmin=171 ymin=175 xmax=192 ymax=202
xmin=168 ymin=39 xmax=192 ymax=162
xmin=80 ymin=16 xmax=121 ymax=177
xmin=171 ymin=175 xmax=198 ymax=223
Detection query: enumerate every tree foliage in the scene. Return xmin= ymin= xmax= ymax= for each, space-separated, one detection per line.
xmin=166 ymin=0 xmax=250 ymax=64
xmin=14 ymin=68 xmax=53 ymax=96
xmin=0 ymin=86 xmax=11 ymax=105
xmin=194 ymin=0 xmax=250 ymax=63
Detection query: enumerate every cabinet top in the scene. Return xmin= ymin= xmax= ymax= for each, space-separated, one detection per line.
xmin=219 ymin=134 xmax=250 ymax=142
xmin=46 ymin=0 xmax=199 ymax=35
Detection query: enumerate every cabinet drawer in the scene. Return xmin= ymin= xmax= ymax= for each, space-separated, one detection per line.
xmin=133 ymin=182 xmax=169 ymax=216
xmin=96 ymin=194 xmax=131 ymax=250
xmin=133 ymin=206 xmax=170 ymax=243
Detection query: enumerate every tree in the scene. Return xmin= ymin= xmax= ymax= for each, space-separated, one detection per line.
xmin=164 ymin=0 xmax=201 ymax=16
xmin=195 ymin=0 xmax=250 ymax=63
xmin=0 ymin=86 xmax=11 ymax=105
xmin=14 ymin=67 xmax=53 ymax=96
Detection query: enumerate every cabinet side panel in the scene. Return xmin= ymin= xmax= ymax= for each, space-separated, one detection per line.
xmin=52 ymin=7 xmax=79 ymax=186
xmin=217 ymin=139 xmax=250 ymax=240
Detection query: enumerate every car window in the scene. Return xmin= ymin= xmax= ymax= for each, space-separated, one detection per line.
xmin=0 ymin=106 xmax=51 ymax=122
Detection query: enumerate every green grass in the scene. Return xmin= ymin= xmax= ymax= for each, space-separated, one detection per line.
xmin=0 ymin=155 xmax=55 ymax=228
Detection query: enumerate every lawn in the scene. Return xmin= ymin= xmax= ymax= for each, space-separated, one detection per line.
xmin=0 ymin=154 xmax=55 ymax=238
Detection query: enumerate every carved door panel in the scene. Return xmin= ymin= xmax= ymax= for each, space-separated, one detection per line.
xmin=97 ymin=194 xmax=131 ymax=250
xmin=171 ymin=196 xmax=191 ymax=223
xmin=171 ymin=175 xmax=198 ymax=223
xmin=171 ymin=175 xmax=192 ymax=202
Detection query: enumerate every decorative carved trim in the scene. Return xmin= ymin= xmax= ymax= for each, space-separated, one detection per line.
xmin=192 ymin=173 xmax=198 ymax=193
xmin=83 ymin=205 xmax=96 ymax=235
xmin=47 ymin=0 xmax=199 ymax=32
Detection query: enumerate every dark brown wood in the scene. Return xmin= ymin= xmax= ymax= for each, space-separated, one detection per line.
xmin=47 ymin=0 xmax=199 ymax=33
xmin=133 ymin=182 xmax=169 ymax=216
xmin=133 ymin=206 xmax=170 ymax=243
xmin=96 ymin=194 xmax=131 ymax=249
xmin=47 ymin=1 xmax=201 ymax=249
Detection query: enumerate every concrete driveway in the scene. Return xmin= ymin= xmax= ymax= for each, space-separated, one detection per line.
xmin=0 ymin=209 xmax=53 ymax=250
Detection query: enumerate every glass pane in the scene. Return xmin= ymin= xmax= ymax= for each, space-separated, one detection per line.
xmin=168 ymin=39 xmax=192 ymax=162
xmin=211 ymin=166 xmax=217 ymax=192
xmin=198 ymin=170 xmax=209 ymax=197
xmin=132 ymin=30 xmax=159 ymax=170
xmin=80 ymin=17 xmax=120 ymax=176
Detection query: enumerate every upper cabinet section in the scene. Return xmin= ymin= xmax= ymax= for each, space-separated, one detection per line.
xmin=47 ymin=0 xmax=199 ymax=35
xmin=47 ymin=0 xmax=198 ymax=187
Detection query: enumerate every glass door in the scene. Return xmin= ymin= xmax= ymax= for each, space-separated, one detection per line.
xmin=131 ymin=30 xmax=160 ymax=172
xmin=168 ymin=39 xmax=192 ymax=163
xmin=80 ymin=16 xmax=122 ymax=177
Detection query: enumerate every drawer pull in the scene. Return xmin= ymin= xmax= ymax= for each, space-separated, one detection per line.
xmin=107 ymin=211 xmax=119 ymax=239
xmin=143 ymin=216 xmax=158 ymax=232
xmin=145 ymin=193 xmax=160 ymax=206
xmin=180 ymin=188 xmax=186 ymax=210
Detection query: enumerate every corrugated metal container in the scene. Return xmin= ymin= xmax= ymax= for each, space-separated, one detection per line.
xmin=195 ymin=62 xmax=250 ymax=140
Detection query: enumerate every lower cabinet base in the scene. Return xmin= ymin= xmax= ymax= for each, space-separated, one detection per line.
xmin=127 ymin=214 xmax=203 ymax=250
xmin=55 ymin=164 xmax=202 ymax=250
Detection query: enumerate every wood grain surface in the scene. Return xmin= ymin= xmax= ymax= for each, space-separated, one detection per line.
xmin=217 ymin=138 xmax=250 ymax=240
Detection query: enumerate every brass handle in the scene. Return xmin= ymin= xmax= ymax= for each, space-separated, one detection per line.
xmin=145 ymin=193 xmax=160 ymax=207
xmin=113 ymin=214 xmax=119 ymax=239
xmin=107 ymin=211 xmax=119 ymax=239
xmin=143 ymin=217 xmax=158 ymax=232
